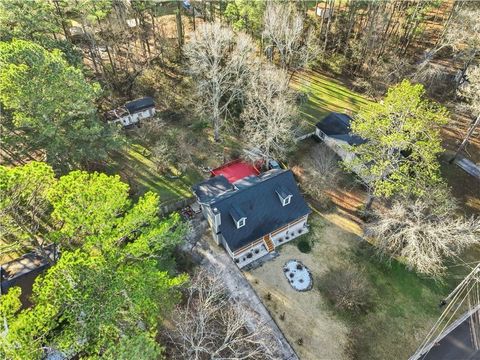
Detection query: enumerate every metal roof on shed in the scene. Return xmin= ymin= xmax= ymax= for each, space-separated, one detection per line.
xmin=316 ymin=112 xmax=367 ymax=146
xmin=125 ymin=97 xmax=155 ymax=114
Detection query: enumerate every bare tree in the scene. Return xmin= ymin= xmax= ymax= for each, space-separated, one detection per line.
xmin=451 ymin=65 xmax=480 ymax=161
xmin=320 ymin=264 xmax=373 ymax=314
xmin=164 ymin=270 xmax=280 ymax=360
xmin=263 ymin=2 xmax=318 ymax=80
xmin=415 ymin=5 xmax=480 ymax=88
xmin=442 ymin=5 xmax=480 ymax=86
xmin=184 ymin=22 xmax=254 ymax=142
xmin=367 ymin=195 xmax=480 ymax=277
xmin=241 ymin=63 xmax=297 ymax=160
xmin=299 ymin=144 xmax=340 ymax=206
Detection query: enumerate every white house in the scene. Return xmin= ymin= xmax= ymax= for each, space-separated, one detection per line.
xmin=106 ymin=97 xmax=155 ymax=127
xmin=192 ymin=163 xmax=311 ymax=268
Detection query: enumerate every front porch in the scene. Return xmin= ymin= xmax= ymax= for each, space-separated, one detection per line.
xmin=232 ymin=215 xmax=310 ymax=269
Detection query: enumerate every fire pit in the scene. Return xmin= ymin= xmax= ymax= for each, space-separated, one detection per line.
xmin=283 ymin=260 xmax=313 ymax=291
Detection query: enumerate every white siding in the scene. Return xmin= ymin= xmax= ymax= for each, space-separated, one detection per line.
xmin=234 ymin=215 xmax=309 ymax=269
xmin=271 ymin=215 xmax=309 ymax=247
xmin=109 ymin=108 xmax=155 ymax=127
xmin=234 ymin=242 xmax=269 ymax=268
xmin=315 ymin=132 xmax=374 ymax=183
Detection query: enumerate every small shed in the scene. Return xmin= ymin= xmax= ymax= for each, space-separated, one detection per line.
xmin=125 ymin=97 xmax=155 ymax=115
xmin=107 ymin=97 xmax=156 ymax=127
xmin=315 ymin=113 xmax=366 ymax=160
xmin=315 ymin=112 xmax=366 ymax=146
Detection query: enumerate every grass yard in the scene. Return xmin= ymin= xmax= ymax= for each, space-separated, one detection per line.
xmin=245 ymin=214 xmax=451 ymax=360
xmin=108 ymin=141 xmax=202 ymax=204
xmin=291 ymin=69 xmax=372 ymax=126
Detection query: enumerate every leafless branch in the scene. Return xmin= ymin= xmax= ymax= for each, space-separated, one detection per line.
xmin=184 ymin=22 xmax=254 ymax=142
xmin=164 ymin=269 xmax=280 ymax=360
xmin=241 ymin=63 xmax=298 ymax=160
xmin=367 ymin=196 xmax=480 ymax=277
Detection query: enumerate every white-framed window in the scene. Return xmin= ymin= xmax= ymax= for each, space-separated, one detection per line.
xmin=236 ymin=217 xmax=246 ymax=229
xmin=282 ymin=196 xmax=292 ymax=206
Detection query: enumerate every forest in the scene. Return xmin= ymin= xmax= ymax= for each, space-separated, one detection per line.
xmin=0 ymin=1 xmax=479 ymax=359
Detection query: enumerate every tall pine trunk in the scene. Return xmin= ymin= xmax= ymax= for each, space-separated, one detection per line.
xmin=450 ymin=115 xmax=480 ymax=163
xmin=176 ymin=2 xmax=184 ymax=47
xmin=365 ymin=192 xmax=375 ymax=212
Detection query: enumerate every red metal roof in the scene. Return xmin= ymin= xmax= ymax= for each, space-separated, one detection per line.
xmin=211 ymin=159 xmax=260 ymax=184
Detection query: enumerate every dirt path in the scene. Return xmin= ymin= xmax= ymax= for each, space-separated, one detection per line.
xmin=195 ymin=230 xmax=299 ymax=360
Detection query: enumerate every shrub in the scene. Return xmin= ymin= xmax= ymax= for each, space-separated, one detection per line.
xmin=151 ymin=142 xmax=173 ymax=174
xmin=132 ymin=119 xmax=165 ymax=146
xmin=319 ymin=265 xmax=373 ymax=315
xmin=326 ymin=53 xmax=349 ymax=75
xmin=297 ymin=238 xmax=312 ymax=253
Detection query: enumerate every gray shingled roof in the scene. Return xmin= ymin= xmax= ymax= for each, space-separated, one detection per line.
xmin=125 ymin=97 xmax=155 ymax=114
xmin=316 ymin=112 xmax=366 ymax=146
xmin=192 ymin=175 xmax=234 ymax=204
xmin=201 ymin=169 xmax=311 ymax=252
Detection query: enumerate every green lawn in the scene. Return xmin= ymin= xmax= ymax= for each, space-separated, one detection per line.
xmin=291 ymin=69 xmax=372 ymax=126
xmin=304 ymin=215 xmax=452 ymax=360
xmin=108 ymin=141 xmax=202 ymax=205
xmin=347 ymin=241 xmax=450 ymax=359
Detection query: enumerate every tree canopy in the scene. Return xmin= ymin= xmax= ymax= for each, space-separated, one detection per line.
xmin=368 ymin=196 xmax=480 ymax=276
xmin=346 ymin=80 xmax=449 ymax=203
xmin=0 ymin=246 xmax=186 ymax=360
xmin=0 ymin=40 xmax=121 ymax=171
xmin=224 ymin=0 xmax=265 ymax=37
xmin=0 ymin=0 xmax=59 ymax=43
xmin=47 ymin=171 xmax=130 ymax=243
xmin=0 ymin=162 xmax=188 ymax=359
xmin=241 ymin=63 xmax=297 ymax=160
xmin=184 ymin=22 xmax=254 ymax=142
xmin=0 ymin=161 xmax=56 ymax=258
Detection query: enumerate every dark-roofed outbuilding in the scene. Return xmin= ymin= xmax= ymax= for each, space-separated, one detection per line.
xmin=315 ymin=112 xmax=366 ymax=146
xmin=125 ymin=97 xmax=155 ymax=114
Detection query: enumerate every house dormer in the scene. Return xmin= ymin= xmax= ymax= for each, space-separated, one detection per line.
xmin=276 ymin=186 xmax=292 ymax=206
xmin=230 ymin=205 xmax=247 ymax=229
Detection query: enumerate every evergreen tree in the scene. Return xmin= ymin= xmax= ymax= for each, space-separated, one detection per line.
xmin=0 ymin=40 xmax=122 ymax=171
xmin=0 ymin=162 xmax=188 ymax=359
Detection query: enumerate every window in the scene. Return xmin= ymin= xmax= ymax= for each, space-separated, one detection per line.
xmin=282 ymin=196 xmax=292 ymax=206
xmin=230 ymin=206 xmax=246 ymax=229
xmin=276 ymin=186 xmax=292 ymax=206
xmin=237 ymin=218 xmax=246 ymax=228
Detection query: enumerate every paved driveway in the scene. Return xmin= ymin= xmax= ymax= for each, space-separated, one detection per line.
xmin=194 ymin=229 xmax=299 ymax=360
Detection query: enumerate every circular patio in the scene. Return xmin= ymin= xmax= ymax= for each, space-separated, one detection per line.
xmin=283 ymin=260 xmax=313 ymax=291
